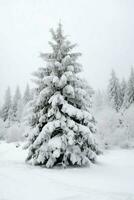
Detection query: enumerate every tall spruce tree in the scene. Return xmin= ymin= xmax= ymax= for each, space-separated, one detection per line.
xmin=1 ymin=87 xmax=12 ymax=121
xmin=25 ymin=24 xmax=99 ymax=168
xmin=123 ymin=67 xmax=134 ymax=108
xmin=108 ymin=70 xmax=121 ymax=112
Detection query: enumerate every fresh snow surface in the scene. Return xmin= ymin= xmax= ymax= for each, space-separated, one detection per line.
xmin=0 ymin=142 xmax=134 ymax=200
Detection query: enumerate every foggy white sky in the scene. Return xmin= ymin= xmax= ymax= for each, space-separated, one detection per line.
xmin=0 ymin=0 xmax=134 ymax=102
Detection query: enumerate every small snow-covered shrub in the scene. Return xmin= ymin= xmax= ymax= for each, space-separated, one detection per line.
xmin=94 ymin=106 xmax=133 ymax=149
xmin=6 ymin=123 xmax=26 ymax=143
xmin=120 ymin=104 xmax=134 ymax=148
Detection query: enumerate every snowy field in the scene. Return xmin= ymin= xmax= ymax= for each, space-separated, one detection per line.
xmin=0 ymin=142 xmax=134 ymax=200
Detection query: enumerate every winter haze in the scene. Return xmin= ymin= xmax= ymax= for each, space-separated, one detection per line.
xmin=0 ymin=0 xmax=134 ymax=101
xmin=1 ymin=1 xmax=134 ymax=200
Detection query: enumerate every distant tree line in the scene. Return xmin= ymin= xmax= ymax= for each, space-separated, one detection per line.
xmin=0 ymin=84 xmax=32 ymax=126
xmin=107 ymin=67 xmax=134 ymax=112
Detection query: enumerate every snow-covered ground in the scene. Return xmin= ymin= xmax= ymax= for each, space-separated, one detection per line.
xmin=0 ymin=142 xmax=134 ymax=200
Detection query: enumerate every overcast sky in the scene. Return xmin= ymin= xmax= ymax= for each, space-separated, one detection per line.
xmin=0 ymin=0 xmax=134 ymax=102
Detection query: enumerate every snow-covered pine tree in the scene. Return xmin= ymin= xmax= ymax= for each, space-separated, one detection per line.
xmin=120 ymin=78 xmax=127 ymax=108
xmin=108 ymin=70 xmax=121 ymax=112
xmin=21 ymin=85 xmax=33 ymax=125
xmin=1 ymin=87 xmax=12 ymax=121
xmin=25 ymin=23 xmax=99 ymax=168
xmin=23 ymin=84 xmax=31 ymax=105
xmin=123 ymin=67 xmax=134 ymax=109
xmin=16 ymin=99 xmax=24 ymax=122
xmin=11 ymin=86 xmax=22 ymax=122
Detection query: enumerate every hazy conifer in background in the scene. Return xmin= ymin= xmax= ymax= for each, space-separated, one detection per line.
xmin=123 ymin=67 xmax=134 ymax=109
xmin=120 ymin=78 xmax=127 ymax=108
xmin=1 ymin=87 xmax=12 ymax=121
xmin=25 ymin=23 xmax=99 ymax=168
xmin=108 ymin=70 xmax=121 ymax=112
xmin=23 ymin=84 xmax=31 ymax=105
xmin=11 ymin=86 xmax=22 ymax=122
